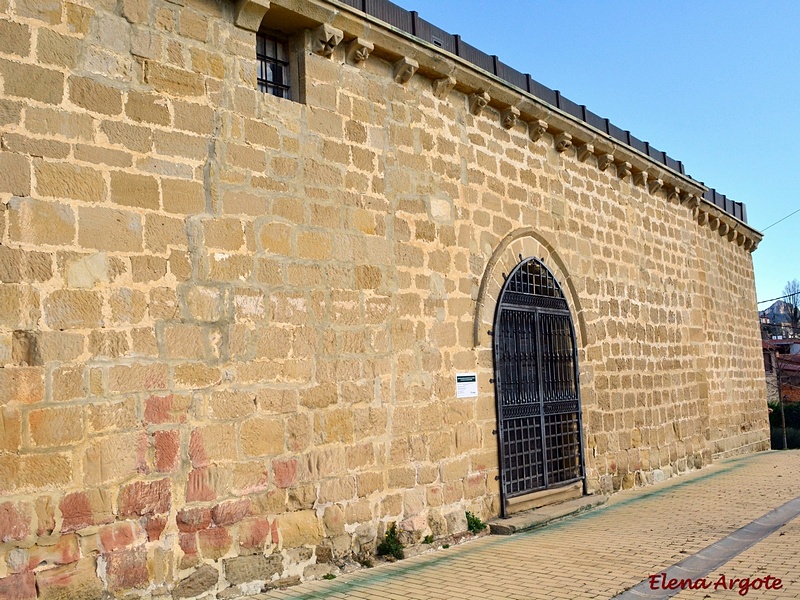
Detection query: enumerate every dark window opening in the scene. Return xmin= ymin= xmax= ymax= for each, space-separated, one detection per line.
xmin=257 ymin=32 xmax=291 ymax=99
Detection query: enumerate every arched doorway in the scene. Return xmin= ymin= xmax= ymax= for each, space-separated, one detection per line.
xmin=492 ymin=257 xmax=584 ymax=516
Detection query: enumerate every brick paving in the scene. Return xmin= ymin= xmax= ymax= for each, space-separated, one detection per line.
xmin=240 ymin=450 xmax=800 ymax=600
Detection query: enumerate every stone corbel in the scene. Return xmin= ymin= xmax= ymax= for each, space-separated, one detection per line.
xmin=309 ymin=24 xmax=343 ymax=57
xmin=555 ymin=132 xmax=572 ymax=153
xmin=529 ymin=119 xmax=548 ymax=142
xmin=578 ymin=143 xmax=594 ymax=163
xmin=697 ymin=210 xmax=708 ymax=226
xmin=469 ymin=91 xmax=490 ymax=116
xmin=616 ymin=162 xmax=632 ymax=179
xmin=501 ymin=106 xmax=520 ymax=130
xmin=598 ymin=154 xmax=613 ymax=171
xmin=727 ymin=225 xmax=739 ymax=242
xmin=234 ymin=0 xmax=270 ymax=32
xmin=393 ymin=57 xmax=418 ymax=84
xmin=667 ymin=185 xmax=681 ymax=204
xmin=346 ymin=38 xmax=373 ymax=64
xmin=633 ymin=171 xmax=648 ymax=187
xmin=432 ymin=75 xmax=456 ymax=99
xmin=681 ymin=192 xmax=700 ymax=209
xmin=648 ymin=178 xmax=663 ymax=195
xmin=718 ymin=220 xmax=730 ymax=236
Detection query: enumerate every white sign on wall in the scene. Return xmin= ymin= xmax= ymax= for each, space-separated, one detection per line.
xmin=455 ymin=373 xmax=478 ymax=398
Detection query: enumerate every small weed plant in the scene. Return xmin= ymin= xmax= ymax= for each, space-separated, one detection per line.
xmin=322 ymin=573 xmax=336 ymax=580
xmin=466 ymin=511 xmax=487 ymax=533
xmin=377 ymin=522 xmax=405 ymax=560
xmin=423 ymin=534 xmax=434 ymax=544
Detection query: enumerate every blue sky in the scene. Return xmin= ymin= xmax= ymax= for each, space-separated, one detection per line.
xmin=401 ymin=0 xmax=799 ymax=305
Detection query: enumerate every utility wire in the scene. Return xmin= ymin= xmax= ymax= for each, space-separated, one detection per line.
xmin=761 ymin=207 xmax=800 ymax=232
xmin=758 ymin=293 xmax=797 ymax=305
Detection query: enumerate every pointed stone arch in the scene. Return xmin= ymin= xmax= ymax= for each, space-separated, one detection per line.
xmin=473 ymin=228 xmax=587 ymax=350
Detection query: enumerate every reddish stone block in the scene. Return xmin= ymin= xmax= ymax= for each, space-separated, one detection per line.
xmin=144 ymin=515 xmax=166 ymax=541
xmin=272 ymin=458 xmax=298 ymax=488
xmin=177 ymin=507 xmax=211 ymax=533
xmin=197 ymin=527 xmax=232 ymax=560
xmin=186 ymin=467 xmax=216 ymax=502
xmin=15 ymin=534 xmax=80 ymax=572
xmin=118 ymin=478 xmax=171 ymax=517
xmin=179 ymin=532 xmax=198 ymax=556
xmin=0 ymin=501 xmax=31 ymax=542
xmin=104 ymin=547 xmax=149 ymax=591
xmin=99 ymin=522 xmax=141 ymax=553
xmin=211 ymin=499 xmax=250 ymax=527
xmin=59 ymin=492 xmax=92 ymax=532
xmin=59 ymin=489 xmax=113 ymax=532
xmin=188 ymin=428 xmax=208 ymax=468
xmin=143 ymin=393 xmax=189 ymax=425
xmin=238 ymin=517 xmax=270 ymax=550
xmin=35 ymin=558 xmax=102 ymax=599
xmin=0 ymin=572 xmax=36 ymax=599
xmin=154 ymin=429 xmax=180 ymax=473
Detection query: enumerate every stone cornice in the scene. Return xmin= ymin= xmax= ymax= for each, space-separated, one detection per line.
xmin=260 ymin=0 xmax=762 ymax=252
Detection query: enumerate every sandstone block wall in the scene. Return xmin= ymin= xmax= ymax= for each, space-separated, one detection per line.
xmin=0 ymin=0 xmax=769 ymax=596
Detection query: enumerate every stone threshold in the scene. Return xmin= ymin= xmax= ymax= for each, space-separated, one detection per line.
xmin=489 ymin=494 xmax=608 ymax=535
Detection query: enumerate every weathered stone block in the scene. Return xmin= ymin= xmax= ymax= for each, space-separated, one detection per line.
xmin=177 ymin=507 xmax=211 ymax=533
xmin=0 ymin=500 xmax=32 ymax=542
xmin=0 ymin=572 xmax=36 ymax=600
xmin=78 ymin=206 xmax=143 ymax=252
xmin=197 ymin=527 xmax=231 ymax=559
xmin=211 ymin=499 xmax=250 ymax=527
xmin=154 ymin=429 xmax=181 ymax=473
xmin=224 ymin=554 xmax=283 ymax=585
xmin=0 ymin=19 xmax=30 ymax=57
xmin=240 ymin=417 xmax=285 ymax=457
xmin=110 ymin=171 xmax=160 ymax=210
xmin=68 ymin=76 xmax=123 ymax=115
xmin=172 ymin=564 xmax=219 ymax=598
xmin=238 ymin=517 xmax=271 ymax=551
xmin=144 ymin=61 xmax=204 ymax=96
xmin=0 ymin=153 xmax=30 ymax=196
xmin=83 ymin=432 xmax=146 ymax=486
xmin=37 ymin=29 xmax=80 ymax=68
xmin=105 ymin=547 xmax=149 ymax=591
xmin=28 ymin=405 xmax=83 ymax=447
xmin=118 ymin=478 xmax=171 ymax=517
xmin=162 ymin=178 xmax=205 ymax=214
xmin=35 ymin=558 xmax=103 ymax=600
xmin=278 ymin=510 xmax=323 ymax=548
xmin=0 ymin=366 xmax=44 ymax=405
xmin=43 ymin=289 xmax=102 ymax=329
xmin=0 ymin=59 xmax=63 ymax=104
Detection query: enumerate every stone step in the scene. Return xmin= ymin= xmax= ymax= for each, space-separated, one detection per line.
xmin=489 ymin=494 xmax=608 ymax=535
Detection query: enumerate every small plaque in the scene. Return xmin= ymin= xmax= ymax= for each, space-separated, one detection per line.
xmin=456 ymin=373 xmax=478 ymax=398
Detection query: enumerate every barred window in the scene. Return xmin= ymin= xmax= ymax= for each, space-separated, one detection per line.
xmin=257 ymin=32 xmax=290 ymax=99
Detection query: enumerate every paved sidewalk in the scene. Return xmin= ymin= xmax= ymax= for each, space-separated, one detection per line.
xmin=243 ymin=450 xmax=800 ymax=600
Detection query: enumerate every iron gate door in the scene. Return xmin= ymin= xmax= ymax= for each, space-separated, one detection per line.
xmin=492 ymin=257 xmax=584 ymax=514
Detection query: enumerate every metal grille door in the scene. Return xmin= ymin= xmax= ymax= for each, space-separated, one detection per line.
xmin=492 ymin=258 xmax=584 ymax=513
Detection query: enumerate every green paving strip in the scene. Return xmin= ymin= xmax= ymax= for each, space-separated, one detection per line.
xmin=258 ymin=455 xmax=767 ymax=599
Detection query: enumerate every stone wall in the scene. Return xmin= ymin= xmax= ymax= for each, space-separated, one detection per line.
xmin=0 ymin=0 xmax=769 ymax=596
